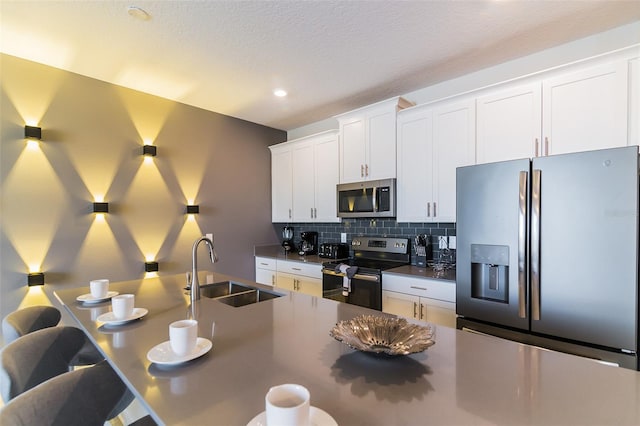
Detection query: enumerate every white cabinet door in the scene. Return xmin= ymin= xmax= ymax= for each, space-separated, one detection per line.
xmin=476 ymin=82 xmax=542 ymax=163
xmin=368 ymin=108 xmax=397 ymax=180
xmin=422 ymin=298 xmax=457 ymax=328
xmin=292 ymin=141 xmax=315 ymax=222
xmin=396 ymin=107 xmax=433 ymax=222
xmin=432 ymin=98 xmax=476 ymax=223
xmin=270 ymin=145 xmax=292 ymax=222
xmin=382 ymin=290 xmax=419 ymax=319
xmin=297 ymin=276 xmax=322 ymax=297
xmin=542 ymin=61 xmax=628 ymax=155
xmin=340 ymin=117 xmax=366 ymax=183
xmin=256 ymin=268 xmax=276 ymax=286
xmin=313 ymin=134 xmax=340 ymax=222
xmin=629 ymin=57 xmax=640 ymax=147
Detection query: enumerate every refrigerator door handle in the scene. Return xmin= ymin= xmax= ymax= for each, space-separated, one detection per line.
xmin=518 ymin=171 xmax=528 ymax=319
xmin=531 ymin=169 xmax=541 ymax=321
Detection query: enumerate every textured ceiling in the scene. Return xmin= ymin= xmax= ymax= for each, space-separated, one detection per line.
xmin=1 ymin=1 xmax=639 ymax=131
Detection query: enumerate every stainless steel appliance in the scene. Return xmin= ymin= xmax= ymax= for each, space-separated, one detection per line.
xmin=282 ymin=226 xmax=295 ymax=253
xmin=337 ymin=178 xmax=396 ymax=218
xmin=322 ymin=236 xmax=410 ymax=310
xmin=318 ymin=243 xmax=349 ymax=260
xmin=456 ymin=146 xmax=639 ymax=370
xmin=298 ymin=231 xmax=318 ymax=256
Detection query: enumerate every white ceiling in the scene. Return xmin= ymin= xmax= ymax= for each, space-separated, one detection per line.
xmin=2 ymin=1 xmax=639 ymax=131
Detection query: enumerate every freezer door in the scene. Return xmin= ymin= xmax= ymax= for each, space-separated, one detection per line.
xmin=531 ymin=146 xmax=638 ymax=351
xmin=456 ymin=158 xmax=531 ymax=330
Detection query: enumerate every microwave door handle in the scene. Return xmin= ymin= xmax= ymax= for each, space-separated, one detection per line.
xmin=372 ymin=186 xmax=377 ymax=212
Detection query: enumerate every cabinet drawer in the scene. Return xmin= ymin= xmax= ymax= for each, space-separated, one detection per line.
xmin=255 ymin=257 xmax=276 ymax=271
xmin=277 ymin=260 xmax=322 ymax=279
xmin=383 ymin=274 xmax=455 ymax=303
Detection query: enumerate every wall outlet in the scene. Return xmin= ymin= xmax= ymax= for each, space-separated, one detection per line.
xmin=438 ymin=236 xmax=448 ymax=249
xmin=206 ymin=233 xmax=213 ymax=241
xmin=341 ymin=232 xmax=347 ymax=243
xmin=448 ymin=236 xmax=456 ymax=250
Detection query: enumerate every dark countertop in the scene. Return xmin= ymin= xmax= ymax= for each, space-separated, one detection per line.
xmin=54 ymin=272 xmax=640 ymax=426
xmin=254 ymin=244 xmax=326 ymax=265
xmin=384 ymin=265 xmax=456 ymax=282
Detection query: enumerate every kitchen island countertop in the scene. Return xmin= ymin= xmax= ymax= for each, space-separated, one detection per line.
xmin=55 ymin=272 xmax=640 ymax=425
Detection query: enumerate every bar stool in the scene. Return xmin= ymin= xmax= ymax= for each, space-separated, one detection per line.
xmin=2 ymin=305 xmax=61 ymax=344
xmin=0 ymin=360 xmax=133 ymax=426
xmin=2 ymin=305 xmax=104 ymax=366
xmin=0 ymin=326 xmax=87 ymax=401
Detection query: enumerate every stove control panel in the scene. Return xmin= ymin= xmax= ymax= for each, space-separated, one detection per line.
xmin=350 ymin=237 xmax=409 ymax=255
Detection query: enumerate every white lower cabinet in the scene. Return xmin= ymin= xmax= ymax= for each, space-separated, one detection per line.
xmin=255 ymin=257 xmax=276 ymax=286
xmin=275 ymin=260 xmax=322 ymax=297
xmin=382 ymin=274 xmax=456 ymax=328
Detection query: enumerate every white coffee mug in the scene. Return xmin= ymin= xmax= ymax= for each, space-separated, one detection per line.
xmin=90 ymin=279 xmax=109 ymax=298
xmin=169 ymin=319 xmax=198 ymax=356
xmin=265 ymin=384 xmax=310 ymax=426
xmin=111 ymin=294 xmax=134 ymax=319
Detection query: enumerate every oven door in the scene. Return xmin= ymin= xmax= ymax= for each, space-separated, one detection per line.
xmin=322 ymin=269 xmax=382 ymax=311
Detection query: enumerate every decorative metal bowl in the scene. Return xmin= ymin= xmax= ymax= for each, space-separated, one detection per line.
xmin=329 ymin=315 xmax=435 ymax=356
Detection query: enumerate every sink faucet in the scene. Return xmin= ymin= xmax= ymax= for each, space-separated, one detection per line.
xmin=190 ymin=235 xmax=218 ymax=303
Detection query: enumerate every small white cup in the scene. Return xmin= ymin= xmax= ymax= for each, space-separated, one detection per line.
xmin=169 ymin=319 xmax=198 ymax=356
xmin=265 ymin=384 xmax=310 ymax=426
xmin=111 ymin=294 xmax=135 ymax=319
xmin=90 ymin=279 xmax=109 ymax=299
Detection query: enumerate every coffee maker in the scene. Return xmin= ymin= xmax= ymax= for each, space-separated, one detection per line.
xmin=282 ymin=226 xmax=295 ymax=253
xmin=298 ymin=231 xmax=318 ymax=256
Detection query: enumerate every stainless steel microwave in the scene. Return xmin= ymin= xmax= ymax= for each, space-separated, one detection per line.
xmin=336 ymin=178 xmax=396 ymax=218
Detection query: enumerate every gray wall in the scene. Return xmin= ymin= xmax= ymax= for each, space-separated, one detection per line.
xmin=0 ymin=54 xmax=286 ymax=331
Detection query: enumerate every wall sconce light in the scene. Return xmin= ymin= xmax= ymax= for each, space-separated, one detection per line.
xmin=25 ymin=125 xmax=42 ymax=140
xmin=142 ymin=145 xmax=157 ymax=157
xmin=92 ymin=202 xmax=109 ymax=213
xmin=27 ymin=272 xmax=45 ymax=286
xmin=145 ymin=261 xmax=159 ymax=272
xmin=186 ymin=205 xmax=199 ymax=214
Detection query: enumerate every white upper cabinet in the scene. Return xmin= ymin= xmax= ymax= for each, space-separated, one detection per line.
xmin=542 ymin=60 xmax=628 ymax=155
xmin=270 ymin=144 xmax=293 ymax=222
xmin=336 ymin=97 xmax=413 ymax=183
xmin=271 ymin=130 xmax=340 ymax=223
xmin=476 ymin=58 xmax=630 ymax=164
xmin=476 ymin=82 xmax=542 ymax=164
xmin=630 ymin=57 xmax=640 ymax=147
xmin=396 ymin=98 xmax=475 ymax=223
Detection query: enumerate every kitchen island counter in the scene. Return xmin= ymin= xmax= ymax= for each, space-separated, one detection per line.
xmin=55 ymin=272 xmax=640 ymax=425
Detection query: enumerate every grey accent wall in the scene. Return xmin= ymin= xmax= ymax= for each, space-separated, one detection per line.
xmin=0 ymin=54 xmax=286 ymax=328
xmin=273 ymin=219 xmax=456 ymax=265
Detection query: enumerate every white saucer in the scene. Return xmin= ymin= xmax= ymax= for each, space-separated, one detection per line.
xmin=247 ymin=407 xmax=337 ymax=426
xmin=77 ymin=291 xmax=119 ymax=304
xmin=146 ymin=338 xmax=212 ymax=365
xmin=97 ymin=308 xmax=148 ymax=326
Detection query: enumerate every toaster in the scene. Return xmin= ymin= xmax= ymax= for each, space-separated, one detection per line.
xmin=318 ymin=243 xmax=349 ymax=259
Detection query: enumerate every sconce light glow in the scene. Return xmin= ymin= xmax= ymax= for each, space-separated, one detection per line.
xmin=26 ymin=140 xmax=40 ymax=150
xmin=273 ymin=89 xmax=287 ymax=97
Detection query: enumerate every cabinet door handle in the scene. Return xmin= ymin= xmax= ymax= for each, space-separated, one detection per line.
xmin=413 ymin=302 xmax=418 ymax=318
xmin=534 ymin=138 xmax=539 ymax=157
xmin=361 ymin=164 xmax=364 ymax=177
xmin=410 ymin=286 xmax=427 ymax=291
xmin=271 ymin=275 xmax=275 ymax=285
xmin=544 ymin=137 xmax=549 ymax=156
xmin=288 ymin=209 xmax=292 ymax=219
xmin=260 ymin=262 xmax=268 ymax=266
xmin=311 ymin=208 xmax=314 ymax=219
xmin=420 ymin=303 xmax=425 ymax=320
xmin=314 ymin=208 xmax=317 ymax=218
xmin=292 ymin=267 xmax=301 ymax=271
xmin=433 ymin=202 xmax=437 ymax=218
xmin=427 ymin=202 xmax=431 ymax=217
xmin=365 ymin=164 xmax=369 ymax=177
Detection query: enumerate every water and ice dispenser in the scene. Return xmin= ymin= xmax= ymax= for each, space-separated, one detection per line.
xmin=470 ymin=244 xmax=509 ymax=303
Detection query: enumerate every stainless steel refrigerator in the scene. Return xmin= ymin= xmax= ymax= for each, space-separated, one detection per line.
xmin=456 ymin=146 xmax=639 ymax=370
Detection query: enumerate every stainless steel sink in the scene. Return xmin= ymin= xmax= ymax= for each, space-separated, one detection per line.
xmin=200 ymin=281 xmax=251 ymax=299
xmin=200 ymin=281 xmax=282 ymax=307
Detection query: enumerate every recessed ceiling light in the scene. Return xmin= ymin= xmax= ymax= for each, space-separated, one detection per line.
xmin=273 ymin=89 xmax=287 ymax=98
xmin=127 ymin=6 xmax=151 ymax=21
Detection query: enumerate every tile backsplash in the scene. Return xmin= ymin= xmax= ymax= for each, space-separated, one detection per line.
xmin=273 ymin=219 xmax=456 ymax=265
